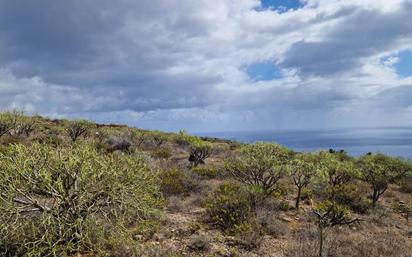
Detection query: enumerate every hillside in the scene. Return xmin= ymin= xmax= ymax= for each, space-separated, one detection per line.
xmin=0 ymin=111 xmax=411 ymax=257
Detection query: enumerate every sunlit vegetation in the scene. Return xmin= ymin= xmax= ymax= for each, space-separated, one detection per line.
xmin=0 ymin=111 xmax=411 ymax=256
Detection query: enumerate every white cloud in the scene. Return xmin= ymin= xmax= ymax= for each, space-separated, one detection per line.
xmin=0 ymin=0 xmax=412 ymax=131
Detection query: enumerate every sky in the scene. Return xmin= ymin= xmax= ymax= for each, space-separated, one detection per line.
xmin=0 ymin=0 xmax=412 ymax=132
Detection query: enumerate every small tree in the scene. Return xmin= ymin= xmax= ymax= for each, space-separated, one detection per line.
xmin=313 ymin=201 xmax=360 ymax=257
xmin=358 ymin=153 xmax=412 ymax=208
xmin=189 ymin=142 xmax=213 ymax=167
xmin=66 ymin=120 xmax=89 ymax=142
xmin=320 ymin=152 xmax=358 ymax=187
xmin=291 ymin=153 xmax=319 ymax=210
xmin=132 ymin=130 xmax=146 ymax=148
xmin=225 ymin=142 xmax=293 ymax=201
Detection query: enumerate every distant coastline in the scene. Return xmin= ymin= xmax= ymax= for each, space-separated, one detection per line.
xmin=196 ymin=127 xmax=412 ymax=158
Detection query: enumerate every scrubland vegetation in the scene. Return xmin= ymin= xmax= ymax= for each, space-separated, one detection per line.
xmin=0 ymin=111 xmax=411 ymax=257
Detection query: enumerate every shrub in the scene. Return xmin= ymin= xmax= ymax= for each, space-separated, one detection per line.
xmin=105 ymin=135 xmax=134 ymax=153
xmin=191 ymin=166 xmax=219 ymax=179
xmin=0 ymin=135 xmax=25 ymax=146
xmin=187 ymin=222 xmax=203 ymax=234
xmin=225 ymin=142 xmax=293 ymax=201
xmin=326 ymin=184 xmax=370 ymax=214
xmin=0 ymin=110 xmax=20 ymax=138
xmin=13 ymin=115 xmax=36 ymax=137
xmin=0 ymin=143 xmax=164 ymax=256
xmin=131 ymin=130 xmax=147 ymax=148
xmin=151 ymin=147 xmax=172 ymax=159
xmin=339 ymin=231 xmax=412 ymax=257
xmin=300 ymin=187 xmax=314 ymax=202
xmin=160 ymin=168 xmax=199 ymax=196
xmin=272 ymin=179 xmax=292 ymax=198
xmin=173 ymin=130 xmax=201 ymax=147
xmin=392 ymin=201 xmax=411 ymax=222
xmin=399 ymin=175 xmax=412 ymax=194
xmin=285 ymin=226 xmax=341 ymax=257
xmin=189 ymin=142 xmax=213 ymax=167
xmin=33 ymin=130 xmax=63 ymax=146
xmin=205 ymin=181 xmax=252 ymax=231
xmin=278 ymin=200 xmax=293 ymax=211
xmin=256 ymin=210 xmax=288 ymax=237
xmin=66 ymin=120 xmax=90 ymax=142
xmin=231 ymin=222 xmax=264 ymax=250
xmin=313 ymin=201 xmax=360 ymax=257
xmin=285 ymin=226 xmax=320 ymax=257
xmin=188 ymin=235 xmax=211 ymax=251
xmin=146 ymin=131 xmax=168 ymax=148
xmin=287 ymin=228 xmax=412 ymax=257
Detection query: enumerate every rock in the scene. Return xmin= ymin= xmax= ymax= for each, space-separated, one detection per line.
xmin=280 ymin=216 xmax=293 ymax=223
xmin=134 ymin=234 xmax=144 ymax=241
xmin=153 ymin=233 xmax=165 ymax=241
xmin=188 ymin=235 xmax=211 ymax=251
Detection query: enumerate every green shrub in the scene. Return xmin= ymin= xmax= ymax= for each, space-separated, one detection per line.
xmin=225 ymin=142 xmax=293 ymax=201
xmin=205 ymin=181 xmax=252 ymax=232
xmin=161 ymin=168 xmax=188 ymax=195
xmin=272 ymin=179 xmax=292 ymax=198
xmin=278 ymin=200 xmax=292 ymax=211
xmin=146 ymin=131 xmax=168 ymax=148
xmin=13 ymin=114 xmax=37 ymax=137
xmin=326 ymin=184 xmax=370 ymax=214
xmin=313 ymin=201 xmax=360 ymax=257
xmin=160 ymin=168 xmax=199 ymax=196
xmin=191 ymin=166 xmax=219 ymax=179
xmin=0 ymin=110 xmax=21 ymax=138
xmin=0 ymin=135 xmax=25 ymax=145
xmin=173 ymin=130 xmax=202 ymax=147
xmin=0 ymin=143 xmax=164 ymax=256
xmin=66 ymin=120 xmax=90 ymax=142
xmin=33 ymin=130 xmax=63 ymax=146
xmin=300 ymin=187 xmax=314 ymax=201
xmin=189 ymin=142 xmax=213 ymax=167
xmin=392 ymin=201 xmax=411 ymax=221
xmin=151 ymin=147 xmax=172 ymax=159
xmin=231 ymin=222 xmax=264 ymax=250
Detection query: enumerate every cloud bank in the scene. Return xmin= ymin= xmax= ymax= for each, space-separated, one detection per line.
xmin=0 ymin=0 xmax=412 ymax=132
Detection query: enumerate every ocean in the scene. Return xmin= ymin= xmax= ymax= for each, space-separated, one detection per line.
xmin=197 ymin=127 xmax=412 ymax=159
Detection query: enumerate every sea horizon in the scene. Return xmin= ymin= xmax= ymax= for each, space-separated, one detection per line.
xmin=196 ymin=127 xmax=412 ymax=159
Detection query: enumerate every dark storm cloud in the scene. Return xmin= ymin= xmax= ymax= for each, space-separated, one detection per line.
xmin=0 ymin=0 xmax=223 ymax=113
xmin=280 ymin=1 xmax=412 ymax=77
xmin=1 ymin=0 xmax=412 ymax=131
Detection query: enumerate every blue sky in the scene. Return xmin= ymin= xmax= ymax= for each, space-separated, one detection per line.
xmin=394 ymin=50 xmax=412 ymax=78
xmin=1 ymin=0 xmax=412 ymax=132
xmin=259 ymin=0 xmax=305 ymax=12
xmin=246 ymin=61 xmax=283 ymax=81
